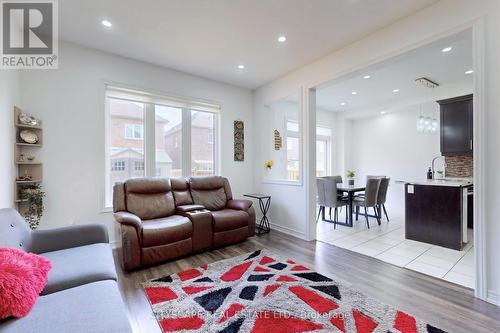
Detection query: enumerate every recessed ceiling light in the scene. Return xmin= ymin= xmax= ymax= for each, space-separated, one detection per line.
xmin=363 ymin=75 xmax=371 ymax=79
xmin=101 ymin=20 xmax=112 ymax=27
xmin=392 ymin=89 xmax=400 ymax=93
xmin=351 ymin=91 xmax=357 ymax=95
xmin=465 ymin=70 xmax=474 ymax=75
xmin=441 ymin=47 xmax=452 ymax=53
xmin=237 ymin=64 xmax=245 ymax=70
xmin=380 ymin=111 xmax=387 ymax=115
xmin=278 ymin=36 xmax=287 ymax=43
xmin=340 ymin=102 xmax=347 ymax=106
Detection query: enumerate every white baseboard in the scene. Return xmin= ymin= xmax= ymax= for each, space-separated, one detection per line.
xmin=255 ymin=214 xmax=307 ymax=240
xmin=268 ymin=222 xmax=307 ymax=240
xmin=487 ymin=290 xmax=500 ymax=306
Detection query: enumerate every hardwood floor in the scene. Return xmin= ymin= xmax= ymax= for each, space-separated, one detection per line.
xmin=114 ymin=230 xmax=500 ymax=333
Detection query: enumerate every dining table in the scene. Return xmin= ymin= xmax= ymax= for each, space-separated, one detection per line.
xmin=335 ymin=183 xmax=366 ymax=227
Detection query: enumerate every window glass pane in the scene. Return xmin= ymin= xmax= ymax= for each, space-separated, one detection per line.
xmin=316 ymin=140 xmax=328 ymax=177
xmin=287 ymin=137 xmax=300 ymax=181
xmin=191 ymin=110 xmax=215 ymax=176
xmin=156 ymin=105 xmax=182 ymax=177
xmin=107 ymin=98 xmax=145 ymax=205
xmin=317 ymin=126 xmax=331 ymax=137
xmin=287 ymin=121 xmax=299 ymax=132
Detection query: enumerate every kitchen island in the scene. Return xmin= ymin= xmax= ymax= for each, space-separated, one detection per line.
xmin=402 ymin=179 xmax=472 ymax=250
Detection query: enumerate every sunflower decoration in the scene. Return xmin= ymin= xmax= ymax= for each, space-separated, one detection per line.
xmin=265 ymin=160 xmax=274 ymax=169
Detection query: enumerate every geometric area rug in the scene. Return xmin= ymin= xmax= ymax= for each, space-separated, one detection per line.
xmin=143 ymin=249 xmax=449 ymax=333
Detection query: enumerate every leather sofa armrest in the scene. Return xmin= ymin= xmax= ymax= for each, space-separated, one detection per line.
xmin=113 ymin=211 xmax=142 ymax=230
xmin=176 ymin=204 xmax=206 ymax=214
xmin=179 ymin=210 xmax=213 ymax=251
xmin=227 ymin=199 xmax=253 ymax=211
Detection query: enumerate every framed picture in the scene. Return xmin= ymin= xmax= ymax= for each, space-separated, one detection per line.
xmin=234 ymin=120 xmax=244 ymax=161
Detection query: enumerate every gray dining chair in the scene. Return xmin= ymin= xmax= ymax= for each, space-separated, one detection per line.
xmin=377 ymin=177 xmax=390 ymax=222
xmin=322 ymin=175 xmax=343 ymax=184
xmin=365 ymin=176 xmax=390 ymax=221
xmin=353 ymin=178 xmax=381 ymax=228
xmin=316 ymin=177 xmax=348 ymax=228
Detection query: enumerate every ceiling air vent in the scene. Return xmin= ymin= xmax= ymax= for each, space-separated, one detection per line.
xmin=414 ymin=77 xmax=439 ymax=89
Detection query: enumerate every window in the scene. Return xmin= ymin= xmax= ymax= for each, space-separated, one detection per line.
xmin=112 ymin=160 xmax=125 ymax=171
xmin=192 ymin=111 xmax=216 ymax=176
xmin=316 ymin=126 xmax=332 ymax=177
xmin=125 ymin=124 xmax=144 ymax=139
xmin=134 ymin=161 xmax=144 ymax=171
xmin=155 ymin=105 xmax=182 ymax=178
xmin=108 ymin=99 xmax=145 ymax=200
xmin=286 ymin=120 xmax=300 ymax=181
xmin=105 ymin=86 xmax=220 ymax=208
xmin=286 ymin=137 xmax=300 ymax=181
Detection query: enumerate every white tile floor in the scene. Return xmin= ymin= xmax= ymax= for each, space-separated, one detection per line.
xmin=316 ymin=211 xmax=475 ymax=288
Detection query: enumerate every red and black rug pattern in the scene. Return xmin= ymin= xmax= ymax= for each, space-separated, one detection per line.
xmin=143 ymin=249 xmax=448 ymax=333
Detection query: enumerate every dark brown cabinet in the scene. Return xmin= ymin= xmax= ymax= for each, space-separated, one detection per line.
xmin=437 ymin=94 xmax=473 ymax=156
xmin=405 ymin=184 xmax=467 ymax=250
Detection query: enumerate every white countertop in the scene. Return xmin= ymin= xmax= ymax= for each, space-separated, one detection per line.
xmin=395 ymin=178 xmax=473 ymax=187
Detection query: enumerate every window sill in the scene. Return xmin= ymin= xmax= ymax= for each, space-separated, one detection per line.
xmin=261 ymin=179 xmax=303 ymax=186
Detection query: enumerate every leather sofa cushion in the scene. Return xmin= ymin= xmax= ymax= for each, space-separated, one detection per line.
xmin=171 ymin=178 xmax=194 ymax=205
xmin=141 ymin=215 xmax=192 ymax=247
xmin=189 ymin=177 xmax=231 ymax=211
xmin=212 ymin=209 xmax=248 ymax=232
xmin=190 ymin=176 xmax=225 ymax=190
xmin=173 ymin=190 xmax=193 ymax=206
xmin=125 ymin=177 xmax=171 ymax=193
xmin=191 ymin=188 xmax=227 ymax=211
xmin=41 ymin=243 xmax=117 ymax=295
xmin=126 ymin=192 xmax=176 ymax=220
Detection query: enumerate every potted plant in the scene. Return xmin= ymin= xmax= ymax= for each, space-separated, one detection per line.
xmin=265 ymin=160 xmax=274 ymax=170
xmin=19 ymin=184 xmax=45 ymax=230
xmin=346 ymin=170 xmax=356 ymax=185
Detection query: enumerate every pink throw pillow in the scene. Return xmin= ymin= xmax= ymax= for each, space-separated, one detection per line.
xmin=0 ymin=247 xmax=52 ymax=319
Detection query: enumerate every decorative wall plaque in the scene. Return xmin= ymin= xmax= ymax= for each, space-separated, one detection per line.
xmin=274 ymin=130 xmax=282 ymax=150
xmin=234 ymin=120 xmax=244 ymax=161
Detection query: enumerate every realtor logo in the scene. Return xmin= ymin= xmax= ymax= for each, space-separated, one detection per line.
xmin=1 ymin=0 xmax=58 ymax=69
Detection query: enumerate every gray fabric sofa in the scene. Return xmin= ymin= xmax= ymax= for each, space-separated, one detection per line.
xmin=0 ymin=208 xmax=132 ymax=333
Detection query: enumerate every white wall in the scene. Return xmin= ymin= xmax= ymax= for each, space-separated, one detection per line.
xmin=253 ymin=0 xmax=500 ymax=303
xmin=0 ymin=71 xmax=19 ymax=208
xmin=18 ymin=42 xmax=254 ymax=243
xmin=350 ymin=102 xmax=442 ymax=217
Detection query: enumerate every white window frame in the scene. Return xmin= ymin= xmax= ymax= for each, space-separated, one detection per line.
xmin=103 ymin=85 xmax=221 ymax=210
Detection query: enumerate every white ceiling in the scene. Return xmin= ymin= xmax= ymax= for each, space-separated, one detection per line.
xmin=59 ymin=0 xmax=438 ymax=89
xmin=316 ymin=29 xmax=473 ymax=115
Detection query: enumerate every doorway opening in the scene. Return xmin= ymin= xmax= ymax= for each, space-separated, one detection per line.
xmin=312 ymin=28 xmax=478 ymax=291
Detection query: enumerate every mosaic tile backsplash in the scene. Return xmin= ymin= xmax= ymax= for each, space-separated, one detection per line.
xmin=445 ymin=155 xmax=473 ymax=177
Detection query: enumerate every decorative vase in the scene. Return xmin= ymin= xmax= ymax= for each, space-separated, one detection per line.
xmin=348 ymin=179 xmax=354 ymax=185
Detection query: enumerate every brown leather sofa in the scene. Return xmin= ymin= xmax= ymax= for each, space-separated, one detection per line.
xmin=113 ymin=176 xmax=255 ymax=270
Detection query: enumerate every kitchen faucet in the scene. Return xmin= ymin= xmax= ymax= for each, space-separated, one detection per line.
xmin=431 ymin=155 xmax=447 ymax=178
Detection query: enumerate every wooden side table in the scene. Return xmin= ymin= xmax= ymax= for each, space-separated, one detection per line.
xmin=244 ymin=194 xmax=271 ymax=235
